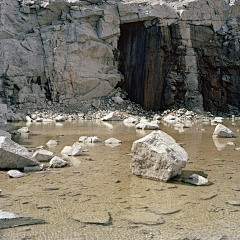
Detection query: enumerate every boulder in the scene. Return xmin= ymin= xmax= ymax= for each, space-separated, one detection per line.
xmin=101 ymin=112 xmax=122 ymax=121
xmin=213 ymin=124 xmax=235 ymax=138
xmin=135 ymin=120 xmax=159 ymax=130
xmin=24 ymin=164 xmax=45 ymax=172
xmin=0 ymin=136 xmax=40 ymax=169
xmin=61 ymin=146 xmax=72 ymax=155
xmin=0 ymin=210 xmax=45 ymax=229
xmin=33 ymin=149 xmax=54 ymax=162
xmin=49 ymin=156 xmax=67 ymax=168
xmin=0 ymin=130 xmax=11 ymax=140
xmin=85 ymin=136 xmax=102 ymax=143
xmin=131 ymin=130 xmax=188 ymax=182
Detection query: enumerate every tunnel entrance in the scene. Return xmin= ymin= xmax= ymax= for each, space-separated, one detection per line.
xmin=118 ymin=21 xmax=185 ymax=112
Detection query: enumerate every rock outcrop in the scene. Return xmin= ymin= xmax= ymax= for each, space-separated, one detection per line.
xmin=131 ymin=130 xmax=189 ymax=182
xmin=0 ymin=0 xmax=240 ymax=114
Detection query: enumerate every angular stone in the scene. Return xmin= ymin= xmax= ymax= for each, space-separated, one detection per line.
xmin=101 ymin=112 xmax=122 ymax=121
xmin=183 ymin=173 xmax=209 ymax=186
xmin=46 ymin=140 xmax=58 ymax=146
xmin=68 ymin=142 xmax=83 ymax=156
xmin=131 ymin=130 xmax=188 ymax=182
xmin=72 ymin=211 xmax=110 ymax=225
xmin=213 ymin=124 xmax=235 ymax=138
xmin=49 ymin=156 xmax=67 ymax=168
xmin=33 ymin=149 xmax=54 ymax=162
xmin=0 ymin=136 xmax=40 ymax=169
xmin=0 ymin=210 xmax=45 ymax=229
xmin=61 ymin=146 xmax=72 ymax=155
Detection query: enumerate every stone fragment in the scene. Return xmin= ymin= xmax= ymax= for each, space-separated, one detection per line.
xmin=0 ymin=136 xmax=40 ymax=169
xmin=226 ymin=200 xmax=240 ymax=206
xmin=121 ymin=210 xmax=165 ymax=225
xmin=213 ymin=124 xmax=235 ymax=138
xmin=61 ymin=146 xmax=72 ymax=155
xmin=7 ymin=170 xmax=27 ymax=178
xmin=33 ymin=149 xmax=54 ymax=162
xmin=24 ymin=164 xmax=45 ymax=172
xmin=183 ymin=174 xmax=208 ymax=186
xmin=101 ymin=112 xmax=122 ymax=121
xmin=135 ymin=121 xmax=159 ymax=130
xmin=131 ymin=130 xmax=188 ymax=182
xmin=72 ymin=211 xmax=110 ymax=225
xmin=44 ymin=186 xmax=59 ymax=191
xmin=84 ymin=136 xmax=102 ymax=143
xmin=105 ymin=138 xmax=121 ymax=144
xmin=49 ymin=156 xmax=67 ymax=168
xmin=0 ymin=210 xmax=45 ymax=229
xmin=232 ymin=186 xmax=240 ymax=191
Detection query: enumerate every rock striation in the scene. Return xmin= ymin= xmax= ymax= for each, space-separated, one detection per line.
xmin=0 ymin=0 xmax=240 ymax=114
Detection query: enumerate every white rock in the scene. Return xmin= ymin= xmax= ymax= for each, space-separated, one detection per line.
xmin=0 ymin=136 xmax=40 ymax=169
xmin=101 ymin=112 xmax=122 ymax=121
xmin=55 ymin=115 xmax=66 ymax=122
xmin=25 ymin=116 xmax=32 ymax=122
xmin=0 ymin=130 xmax=11 ymax=140
xmin=49 ymin=156 xmax=67 ymax=168
xmin=7 ymin=170 xmax=27 ymax=178
xmin=135 ymin=121 xmax=159 ymax=130
xmin=123 ymin=117 xmax=138 ymax=124
xmin=68 ymin=142 xmax=83 ymax=156
xmin=85 ymin=136 xmax=102 ymax=143
xmin=183 ymin=173 xmax=208 ymax=186
xmin=61 ymin=146 xmax=72 ymax=155
xmin=17 ymin=127 xmax=29 ymax=133
xmin=46 ymin=140 xmax=58 ymax=146
xmin=112 ymin=96 xmax=124 ymax=104
xmin=78 ymin=136 xmax=88 ymax=142
xmin=131 ymin=130 xmax=188 ymax=182
xmin=213 ymin=124 xmax=235 ymax=138
xmin=105 ymin=138 xmax=121 ymax=144
xmin=33 ymin=149 xmax=54 ymax=162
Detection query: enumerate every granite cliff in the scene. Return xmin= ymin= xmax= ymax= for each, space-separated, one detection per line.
xmin=0 ymin=0 xmax=240 ymax=114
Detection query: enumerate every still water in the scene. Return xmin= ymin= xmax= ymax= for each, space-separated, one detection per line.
xmin=0 ymin=119 xmax=240 ymax=239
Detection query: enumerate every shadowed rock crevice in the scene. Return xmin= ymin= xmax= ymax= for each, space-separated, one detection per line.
xmin=118 ymin=22 xmax=186 ymax=112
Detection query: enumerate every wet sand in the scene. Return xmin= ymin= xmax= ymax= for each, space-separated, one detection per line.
xmin=0 ymin=119 xmax=240 ymax=239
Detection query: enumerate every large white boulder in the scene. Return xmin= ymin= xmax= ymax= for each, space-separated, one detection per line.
xmin=0 ymin=135 xmax=40 ymax=169
xmin=213 ymin=123 xmax=235 ymax=138
xmin=131 ymin=130 xmax=188 ymax=182
xmin=101 ymin=112 xmax=122 ymax=121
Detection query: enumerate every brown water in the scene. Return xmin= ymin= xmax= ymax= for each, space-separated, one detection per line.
xmin=0 ymin=119 xmax=240 ymax=240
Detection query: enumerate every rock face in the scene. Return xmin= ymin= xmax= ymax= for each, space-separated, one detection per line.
xmin=131 ymin=130 xmax=188 ymax=182
xmin=0 ymin=0 xmax=240 ymax=113
xmin=0 ymin=134 xmax=40 ymax=169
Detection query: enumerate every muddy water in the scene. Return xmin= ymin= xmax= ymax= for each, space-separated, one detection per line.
xmin=0 ymin=119 xmax=240 ymax=240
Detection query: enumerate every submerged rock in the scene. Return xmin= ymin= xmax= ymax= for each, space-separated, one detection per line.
xmin=17 ymin=127 xmax=29 ymax=133
xmin=101 ymin=112 xmax=122 ymax=121
xmin=105 ymin=138 xmax=122 ymax=144
xmin=131 ymin=130 xmax=188 ymax=182
xmin=0 ymin=210 xmax=45 ymax=229
xmin=72 ymin=211 xmax=110 ymax=225
xmin=213 ymin=124 xmax=235 ymax=138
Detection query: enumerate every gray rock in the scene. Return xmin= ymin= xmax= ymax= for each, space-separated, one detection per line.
xmin=131 ymin=130 xmax=188 ymax=182
xmin=213 ymin=124 xmax=235 ymax=138
xmin=72 ymin=211 xmax=110 ymax=225
xmin=226 ymin=200 xmax=240 ymax=206
xmin=7 ymin=170 xmax=27 ymax=178
xmin=0 ymin=130 xmax=11 ymax=140
xmin=0 ymin=136 xmax=40 ymax=169
xmin=135 ymin=121 xmax=159 ymax=130
xmin=24 ymin=164 xmax=45 ymax=172
xmin=49 ymin=156 xmax=67 ymax=168
xmin=0 ymin=210 xmax=45 ymax=229
xmin=33 ymin=149 xmax=54 ymax=162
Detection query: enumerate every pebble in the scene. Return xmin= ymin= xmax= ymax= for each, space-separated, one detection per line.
xmin=226 ymin=200 xmax=240 ymax=206
xmin=43 ymin=186 xmax=59 ymax=191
